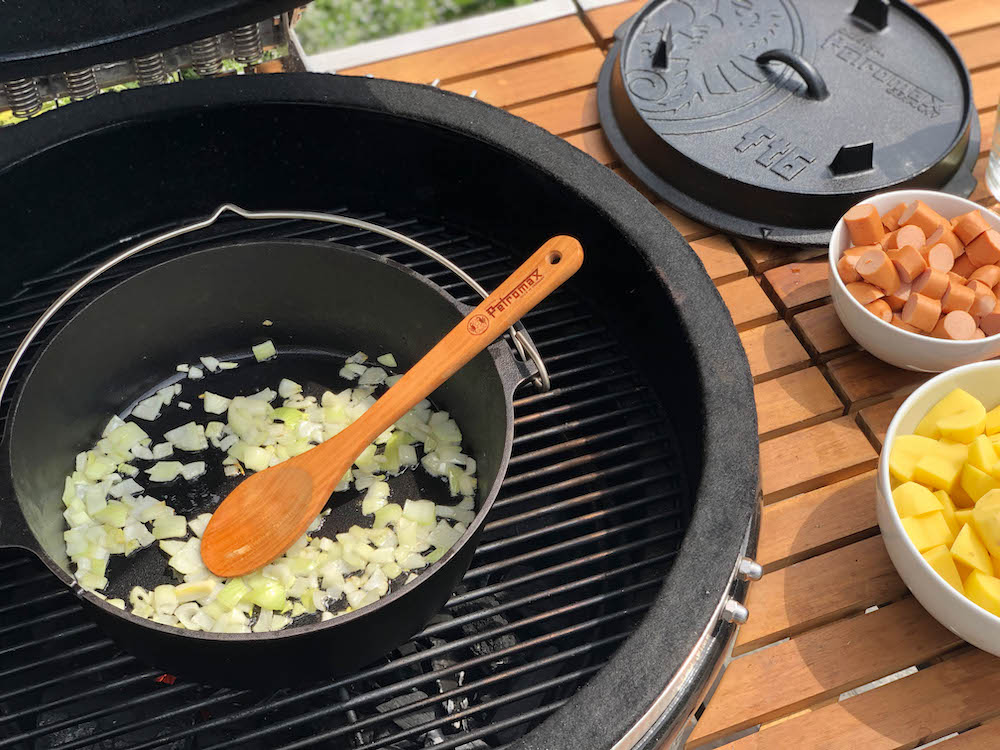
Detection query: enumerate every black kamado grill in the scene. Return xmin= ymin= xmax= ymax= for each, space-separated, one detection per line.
xmin=0 ymin=4 xmax=760 ymax=749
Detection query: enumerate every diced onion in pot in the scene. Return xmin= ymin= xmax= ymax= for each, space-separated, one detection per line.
xmin=252 ymin=340 xmax=277 ymax=362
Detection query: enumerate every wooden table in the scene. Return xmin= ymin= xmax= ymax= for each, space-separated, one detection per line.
xmin=337 ymin=2 xmax=1000 ymax=747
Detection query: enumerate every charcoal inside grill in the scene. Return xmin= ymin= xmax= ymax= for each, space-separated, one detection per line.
xmin=0 ymin=211 xmax=689 ymax=749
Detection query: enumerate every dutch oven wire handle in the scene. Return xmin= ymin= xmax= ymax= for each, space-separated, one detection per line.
xmin=756 ymin=49 xmax=830 ymax=100
xmin=0 ymin=204 xmax=551 ymax=405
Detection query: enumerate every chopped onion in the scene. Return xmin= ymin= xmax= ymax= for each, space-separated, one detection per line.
xmin=188 ymin=367 xmax=204 ymax=380
xmin=177 ymin=401 xmax=192 ymax=410
xmin=164 ymin=422 xmax=207 ymax=452
xmin=377 ymin=353 xmax=397 ymax=368
xmin=199 ymin=356 xmax=221 ymax=373
xmin=147 ymin=461 xmax=183 ymax=482
xmin=252 ymin=340 xmax=276 ymax=362
xmin=203 ymin=392 xmax=231 ymax=414
xmin=218 ymin=361 xmax=239 ymax=370
xmin=131 ymin=394 xmax=163 ymax=421
xmin=181 ymin=461 xmax=206 ymax=480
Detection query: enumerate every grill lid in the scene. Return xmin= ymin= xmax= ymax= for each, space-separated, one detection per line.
xmin=597 ymin=0 xmax=979 ymax=246
xmin=0 ymin=0 xmax=299 ymax=79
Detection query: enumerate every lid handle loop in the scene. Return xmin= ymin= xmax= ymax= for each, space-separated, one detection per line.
xmin=756 ymin=49 xmax=829 ymax=101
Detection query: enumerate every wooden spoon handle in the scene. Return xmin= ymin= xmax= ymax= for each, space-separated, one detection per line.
xmin=322 ymin=236 xmax=583 ymax=471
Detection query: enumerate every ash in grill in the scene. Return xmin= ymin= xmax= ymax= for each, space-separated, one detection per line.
xmin=0 ymin=211 xmax=686 ymax=749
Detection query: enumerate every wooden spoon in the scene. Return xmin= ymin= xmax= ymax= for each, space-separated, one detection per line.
xmin=201 ymin=236 xmax=584 ymax=576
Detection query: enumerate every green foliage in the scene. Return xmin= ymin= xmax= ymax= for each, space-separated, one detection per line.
xmin=295 ymin=0 xmax=534 ymax=54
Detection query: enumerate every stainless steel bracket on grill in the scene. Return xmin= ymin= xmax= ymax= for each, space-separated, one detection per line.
xmin=0 ymin=203 xmax=551 ymax=402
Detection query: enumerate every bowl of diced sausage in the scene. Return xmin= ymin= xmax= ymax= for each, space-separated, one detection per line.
xmin=829 ymin=190 xmax=1000 ymax=372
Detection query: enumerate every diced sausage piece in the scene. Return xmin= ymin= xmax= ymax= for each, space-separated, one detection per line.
xmin=931 ymin=310 xmax=977 ymax=340
xmin=980 ymin=301 xmax=1000 ymax=336
xmin=888 ymin=245 xmax=926 ymax=284
xmin=844 ymin=204 xmax=885 ymax=246
xmin=895 ymin=226 xmax=926 ymax=255
xmin=881 ymin=230 xmax=900 ymax=250
xmin=966 ymin=230 xmax=1000 ymax=268
xmin=953 ymin=210 xmax=991 ymax=245
xmin=891 ymin=314 xmax=921 ymax=333
xmin=968 ymin=280 xmax=998 ymax=319
xmin=901 ymin=293 xmax=942 ymax=332
xmin=837 ymin=254 xmax=861 ymax=283
xmin=900 ymin=200 xmax=948 ymax=236
xmin=846 ymin=281 xmax=885 ymax=306
xmin=882 ymin=202 xmax=907 ymax=232
xmin=975 ymin=328 xmax=987 ymax=339
xmin=885 ymin=281 xmax=911 ymax=312
xmin=844 ymin=243 xmax=881 ymax=257
xmin=970 ymin=265 xmax=1000 ymax=287
xmin=912 ymin=268 xmax=949 ymax=299
xmin=948 ymin=272 xmax=968 ymax=286
xmin=856 ymin=248 xmax=901 ymax=293
xmin=925 ymin=225 xmax=964 ymax=258
xmin=865 ymin=299 xmax=892 ymax=322
xmin=941 ymin=280 xmax=976 ymax=313
xmin=926 ymin=243 xmax=955 ymax=273
xmin=952 ymin=253 xmax=976 ymax=280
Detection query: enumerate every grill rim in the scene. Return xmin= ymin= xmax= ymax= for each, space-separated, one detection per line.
xmin=0 ymin=74 xmax=759 ymax=750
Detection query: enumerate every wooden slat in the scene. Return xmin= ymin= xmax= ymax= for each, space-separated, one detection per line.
xmin=982 ymin=108 xmax=996 ymax=158
xmin=758 ymin=471 xmax=878 ymax=573
xmin=762 ymin=261 xmax=830 ymax=313
xmin=718 ymin=277 xmax=778 ymax=331
xmin=826 ymin=351 xmax=928 ymax=411
xmin=688 ymin=598 xmax=962 ymax=746
xmin=441 ymin=48 xmax=605 ymax=108
xmin=760 ymin=416 xmax=878 ymax=503
xmin=563 ymin=128 xmax=616 ymax=165
xmin=739 ymin=321 xmax=810 ymax=382
xmin=956 ymin=24 xmax=1000 ymax=72
xmin=338 ymin=16 xmax=595 ymax=82
xmin=690 ymin=234 xmax=748 ymax=285
xmin=792 ymin=304 xmax=855 ymax=360
xmin=937 ymin=719 xmax=1000 ymax=749
xmin=858 ymin=395 xmax=907 ymax=451
xmin=508 ymin=87 xmax=600 ymax=135
xmin=971 ymin=66 xmax=1000 ymax=113
xmin=733 ymin=238 xmax=826 ymax=274
xmin=924 ymin=0 xmax=1000 ymax=37
xmin=586 ymin=0 xmax=643 ymax=44
xmin=755 ymin=368 xmax=842 ymax=441
xmin=735 ymin=536 xmax=906 ymax=655
xmin=719 ymin=649 xmax=1000 ymax=750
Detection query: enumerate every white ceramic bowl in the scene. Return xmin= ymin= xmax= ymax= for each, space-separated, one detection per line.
xmin=829 ymin=190 xmax=1000 ymax=372
xmin=878 ymin=360 xmax=1000 ymax=656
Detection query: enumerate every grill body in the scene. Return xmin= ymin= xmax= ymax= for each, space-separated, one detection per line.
xmin=0 ymin=74 xmax=759 ymax=749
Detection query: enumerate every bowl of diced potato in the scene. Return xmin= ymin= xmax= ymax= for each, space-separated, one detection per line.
xmin=829 ymin=189 xmax=1000 ymax=372
xmin=880 ymin=361 xmax=1000 ymax=654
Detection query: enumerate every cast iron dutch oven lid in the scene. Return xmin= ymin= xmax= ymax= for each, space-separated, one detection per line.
xmin=598 ymin=0 xmax=979 ymax=246
xmin=0 ymin=0 xmax=299 ymax=79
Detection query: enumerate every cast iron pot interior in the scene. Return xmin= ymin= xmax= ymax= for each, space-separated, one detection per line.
xmin=0 ymin=239 xmax=522 ymax=684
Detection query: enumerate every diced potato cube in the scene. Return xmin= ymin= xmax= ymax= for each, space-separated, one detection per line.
xmin=938 ymin=405 xmax=987 ymax=444
xmin=916 ymin=389 xmax=985 ymax=441
xmin=961 ymin=463 xmax=1000 ymax=503
xmin=952 ymin=482 xmax=976 ymax=509
xmin=956 ymin=509 xmax=974 ymax=528
xmin=964 ymin=569 xmax=1000 ymax=616
xmin=932 ymin=490 xmax=961 ymax=537
xmin=893 ymin=482 xmax=943 ymax=517
xmin=922 ymin=544 xmax=965 ymax=594
xmin=914 ymin=455 xmax=962 ymax=493
xmin=987 ymin=405 xmax=1000 ymax=436
xmin=972 ymin=490 xmax=1000 ymax=560
xmin=889 ymin=434 xmax=942 ymax=482
xmin=952 ymin=523 xmax=993 ymax=577
xmin=969 ymin=434 xmax=999 ymax=473
xmin=936 ymin=439 xmax=970 ymax=465
xmin=902 ymin=511 xmax=955 ymax=552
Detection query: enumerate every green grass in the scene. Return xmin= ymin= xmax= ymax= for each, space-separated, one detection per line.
xmin=295 ymin=0 xmax=535 ymax=54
